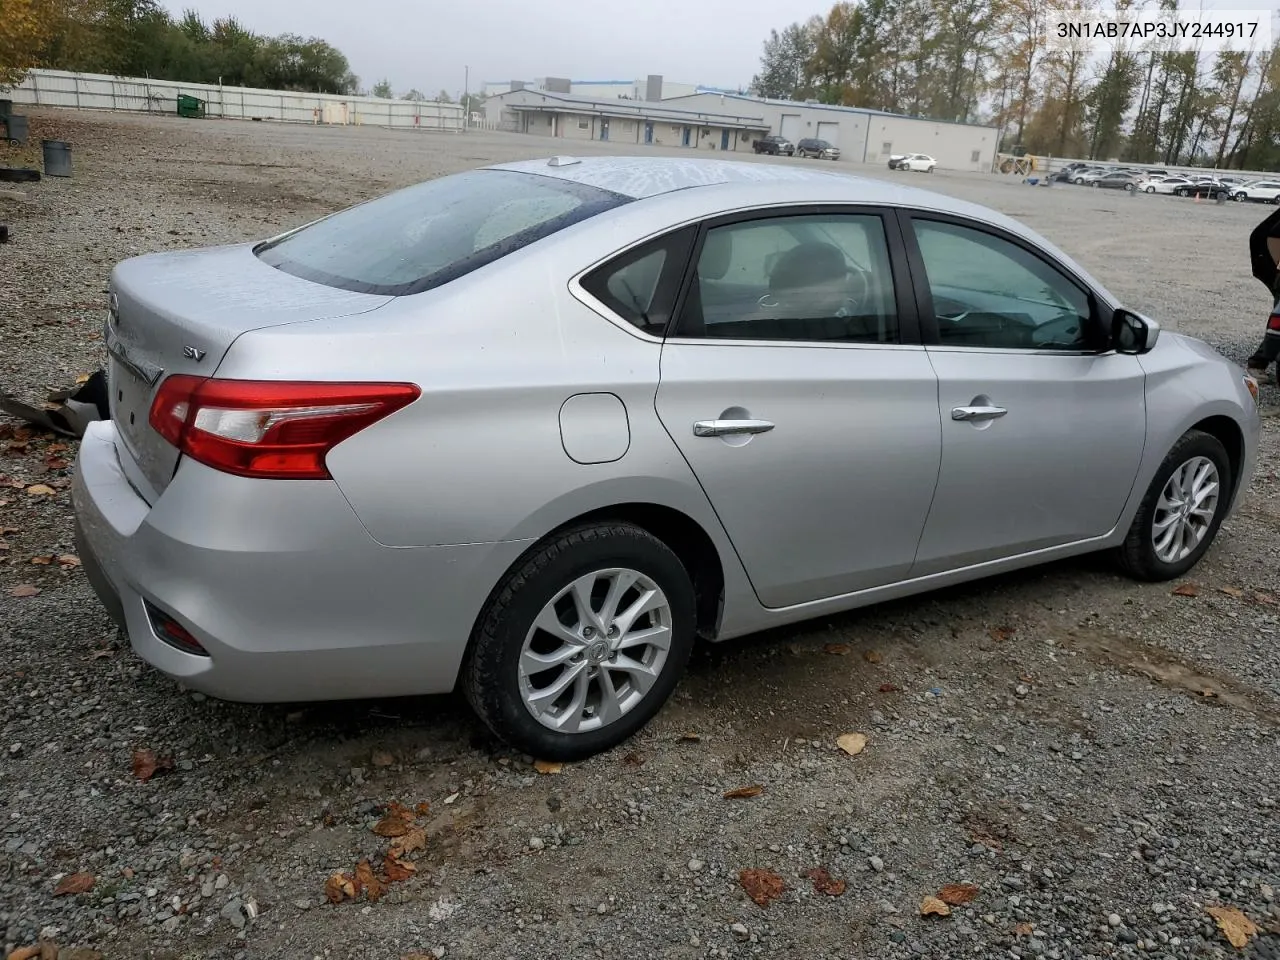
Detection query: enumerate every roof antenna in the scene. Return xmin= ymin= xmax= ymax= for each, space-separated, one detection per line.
xmin=547 ymin=156 xmax=582 ymax=167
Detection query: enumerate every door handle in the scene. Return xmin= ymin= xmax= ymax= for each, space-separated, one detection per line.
xmin=693 ymin=419 xmax=776 ymax=438
xmin=951 ymin=405 xmax=1008 ymax=422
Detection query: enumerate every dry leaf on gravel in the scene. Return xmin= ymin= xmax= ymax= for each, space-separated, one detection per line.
xmin=44 ymin=457 xmax=69 ymax=471
xmin=57 ymin=555 xmax=80 ymax=568
xmin=863 ymin=649 xmax=883 ymax=663
xmin=90 ymin=648 xmax=114 ymax=659
xmin=372 ymin=802 xmax=416 ymax=838
xmin=8 ymin=584 xmax=40 ymax=598
xmin=415 ymin=802 xmax=430 ymax=816
xmin=677 ymin=732 xmax=701 ymax=742
xmin=1207 ymin=906 xmax=1258 ymax=948
xmin=739 ymin=868 xmax=786 ymax=908
xmin=7 ymin=947 xmax=42 ymax=960
xmin=131 ymin=748 xmax=174 ymax=782
xmin=400 ymin=955 xmax=436 ymax=960
xmin=836 ymin=732 xmax=868 ymax=756
xmin=1219 ymin=586 xmax=1245 ymax=598
xmin=324 ymin=871 xmax=356 ymax=904
xmin=879 ymin=682 xmax=900 ymax=692
xmin=29 ymin=555 xmax=52 ymax=565
xmin=383 ymin=853 xmax=417 ymax=882
xmin=823 ymin=643 xmax=850 ymax=655
xmin=920 ymin=896 xmax=952 ymax=917
xmin=389 ymin=826 xmax=427 ymax=857
xmin=371 ymin=750 xmax=394 ymax=767
xmin=1251 ymin=591 xmax=1278 ymax=606
xmin=989 ymin=626 xmax=1016 ymax=641
xmin=52 ymin=872 xmax=95 ymax=896
xmin=1014 ymin=922 xmax=1034 ymax=936
xmin=939 ymin=883 xmax=980 ymax=905
xmin=354 ymin=860 xmax=383 ymax=902
xmin=24 ymin=484 xmax=55 ymax=496
xmin=533 ymin=759 xmax=563 ymax=775
xmin=622 ymin=751 xmax=645 ymax=767
xmin=723 ymin=785 xmax=763 ymax=799
xmin=806 ymin=867 xmax=846 ymax=897
xmin=1172 ymin=583 xmax=1200 ymax=597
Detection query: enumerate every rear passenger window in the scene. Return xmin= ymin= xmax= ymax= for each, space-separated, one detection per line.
xmin=579 ymin=228 xmax=694 ymax=336
xmin=674 ymin=214 xmax=899 ymax=343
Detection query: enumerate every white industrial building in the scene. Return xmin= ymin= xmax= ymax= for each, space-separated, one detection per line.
xmin=482 ymin=75 xmax=739 ymax=101
xmin=483 ymin=89 xmax=768 ymax=151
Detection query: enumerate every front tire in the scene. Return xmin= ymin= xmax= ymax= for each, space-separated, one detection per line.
xmin=1116 ymin=430 xmax=1233 ymax=581
xmin=463 ymin=522 xmax=696 ymax=761
xmin=1146 ymin=186 xmax=1156 ymax=193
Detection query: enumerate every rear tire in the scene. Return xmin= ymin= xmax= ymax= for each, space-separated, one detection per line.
xmin=462 ymin=522 xmax=696 ymax=761
xmin=1116 ymin=430 xmax=1233 ymax=582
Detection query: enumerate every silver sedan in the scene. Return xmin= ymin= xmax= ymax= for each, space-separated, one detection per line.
xmin=73 ymin=156 xmax=1261 ymax=760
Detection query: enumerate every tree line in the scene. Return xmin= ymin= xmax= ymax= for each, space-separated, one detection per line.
xmin=751 ymin=0 xmax=1280 ymax=170
xmin=1 ymin=0 xmax=358 ymax=94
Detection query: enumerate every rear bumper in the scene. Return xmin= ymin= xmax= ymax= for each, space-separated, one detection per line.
xmin=71 ymin=420 xmax=531 ymax=702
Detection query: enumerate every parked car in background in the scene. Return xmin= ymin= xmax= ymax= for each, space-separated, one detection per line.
xmin=752 ymin=135 xmax=795 ymax=156
xmin=1231 ymin=180 xmax=1280 ymax=203
xmin=887 ymin=154 xmax=907 ymax=169
xmin=1089 ymin=171 xmax=1140 ymax=191
xmin=894 ymin=153 xmax=937 ymax=172
xmin=72 ymin=155 xmax=1260 ymax=761
xmin=796 ymin=138 xmax=840 ymax=160
xmin=1144 ymin=175 xmax=1228 ymax=198
xmin=1072 ymin=167 xmax=1108 ymax=184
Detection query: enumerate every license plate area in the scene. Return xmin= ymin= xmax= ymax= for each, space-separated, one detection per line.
xmin=108 ymin=357 xmax=153 ymax=461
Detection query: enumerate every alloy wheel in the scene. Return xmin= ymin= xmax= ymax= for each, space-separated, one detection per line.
xmin=1151 ymin=456 xmax=1220 ymax=564
xmin=518 ymin=567 xmax=673 ymax=734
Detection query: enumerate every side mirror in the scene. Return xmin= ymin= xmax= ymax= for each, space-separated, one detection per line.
xmin=1112 ymin=308 xmax=1161 ymax=354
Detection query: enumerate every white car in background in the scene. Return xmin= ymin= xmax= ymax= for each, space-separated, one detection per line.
xmin=1231 ymin=180 xmax=1280 ymax=203
xmin=896 ymin=153 xmax=937 ymax=172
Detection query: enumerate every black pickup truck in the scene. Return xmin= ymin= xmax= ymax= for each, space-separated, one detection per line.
xmin=752 ymin=135 xmax=795 ymax=156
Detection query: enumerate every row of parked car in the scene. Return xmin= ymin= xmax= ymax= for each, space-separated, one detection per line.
xmin=1053 ymin=161 xmax=1280 ymax=202
xmin=751 ymin=135 xmax=842 ymax=160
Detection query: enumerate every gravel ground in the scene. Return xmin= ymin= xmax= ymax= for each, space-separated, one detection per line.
xmin=1 ymin=110 xmax=1278 ymax=960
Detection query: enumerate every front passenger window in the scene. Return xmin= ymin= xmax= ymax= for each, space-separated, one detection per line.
xmin=912 ymin=219 xmax=1094 ymax=351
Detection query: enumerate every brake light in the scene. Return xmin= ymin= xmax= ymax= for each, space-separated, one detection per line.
xmin=148 ymin=376 xmax=420 ymax=480
xmin=1268 ymin=314 xmax=1280 ymax=332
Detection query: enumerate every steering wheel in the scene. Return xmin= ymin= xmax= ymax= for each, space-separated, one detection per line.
xmin=758 ymin=267 xmax=871 ymax=317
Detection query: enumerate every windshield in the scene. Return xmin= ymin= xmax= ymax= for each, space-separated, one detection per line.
xmin=255 ymin=169 xmax=631 ymax=296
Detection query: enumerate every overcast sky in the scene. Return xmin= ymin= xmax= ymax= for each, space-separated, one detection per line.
xmin=159 ymin=0 xmax=1280 ymax=99
xmin=158 ymin=0 xmax=827 ymax=96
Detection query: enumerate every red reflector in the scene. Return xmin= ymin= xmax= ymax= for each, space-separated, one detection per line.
xmin=144 ymin=600 xmax=209 ymax=656
xmin=1268 ymin=314 xmax=1280 ymax=332
xmin=148 ymin=376 xmax=420 ymax=480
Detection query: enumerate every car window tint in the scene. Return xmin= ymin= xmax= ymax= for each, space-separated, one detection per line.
xmin=579 ymin=228 xmax=693 ymax=336
xmin=912 ymin=219 xmax=1093 ymax=351
xmin=255 ymin=170 xmax=630 ymax=296
xmin=676 ymin=214 xmax=899 ymax=344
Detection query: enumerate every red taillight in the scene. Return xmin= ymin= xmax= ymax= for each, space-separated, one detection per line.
xmin=1268 ymin=314 xmax=1280 ymax=332
xmin=148 ymin=376 xmax=420 ymax=480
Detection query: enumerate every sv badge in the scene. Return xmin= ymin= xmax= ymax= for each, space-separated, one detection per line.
xmin=183 ymin=345 xmax=207 ymax=362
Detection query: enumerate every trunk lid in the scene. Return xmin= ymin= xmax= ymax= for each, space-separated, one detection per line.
xmin=106 ymin=243 xmax=393 ymax=500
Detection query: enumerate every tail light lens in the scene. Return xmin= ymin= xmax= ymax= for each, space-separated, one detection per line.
xmin=1268 ymin=313 xmax=1280 ymax=332
xmin=149 ymin=376 xmax=420 ymax=480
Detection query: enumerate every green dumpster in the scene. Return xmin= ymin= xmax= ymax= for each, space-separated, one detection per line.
xmin=176 ymin=95 xmax=205 ymax=119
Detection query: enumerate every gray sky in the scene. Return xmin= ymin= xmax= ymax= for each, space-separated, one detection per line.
xmin=160 ymin=0 xmax=826 ymax=97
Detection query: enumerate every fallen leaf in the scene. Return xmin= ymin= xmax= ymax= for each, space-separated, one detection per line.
xmin=400 ymin=955 xmax=436 ymax=960
xmin=24 ymin=484 xmax=55 ymax=496
xmin=46 ymin=443 xmax=68 ymax=454
xmin=57 ymin=554 xmax=80 ymax=568
xmin=1014 ymin=922 xmax=1034 ymax=936
xmin=1219 ymin=586 xmax=1245 ymax=598
xmin=371 ymin=750 xmax=394 ymax=767
xmin=43 ymin=457 xmax=69 ymax=471
xmin=823 ymin=643 xmax=850 ymax=655
xmin=131 ymin=748 xmax=174 ymax=782
xmin=8 ymin=584 xmax=40 ymax=598
xmin=836 ymin=732 xmax=868 ymax=756
xmin=989 ymin=626 xmax=1016 ymax=642
xmin=920 ymin=896 xmax=952 ymax=917
xmin=677 ymin=732 xmax=701 ymax=742
xmin=533 ymin=759 xmax=563 ymax=775
xmin=415 ymin=802 xmax=430 ymax=816
xmin=622 ymin=751 xmax=645 ymax=767
xmin=90 ymin=648 xmax=115 ymax=659
xmin=723 ymin=784 xmax=764 ymax=799
xmin=878 ymin=682 xmax=900 ymax=693
xmin=939 ymin=883 xmax=980 ymax=905
xmin=53 ymin=872 xmax=95 ymax=896
xmin=8 ymin=947 xmax=42 ymax=960
xmin=1172 ymin=583 xmax=1200 ymax=597
xmin=324 ymin=871 xmax=356 ymax=904
xmin=383 ymin=853 xmax=417 ymax=882
xmin=1251 ymin=591 xmax=1278 ymax=606
xmin=1207 ymin=905 xmax=1258 ymax=948
xmin=372 ymin=817 xmax=410 ymax=838
xmin=739 ymin=868 xmax=786 ymax=908
xmin=389 ymin=826 xmax=427 ymax=858
xmin=354 ymin=860 xmax=383 ymax=901
xmin=863 ymin=649 xmax=883 ymax=663
xmin=30 ymin=555 xmax=52 ymax=565
xmin=806 ymin=867 xmax=846 ymax=897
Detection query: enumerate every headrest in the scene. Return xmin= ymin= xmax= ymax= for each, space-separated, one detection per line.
xmin=698 ymin=230 xmax=733 ymax=280
xmin=769 ymin=242 xmax=849 ymax=291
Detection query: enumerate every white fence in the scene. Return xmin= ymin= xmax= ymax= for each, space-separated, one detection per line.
xmin=5 ymin=69 xmax=465 ymax=133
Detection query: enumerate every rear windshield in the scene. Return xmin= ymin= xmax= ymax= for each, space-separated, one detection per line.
xmin=255 ymin=169 xmax=631 ymax=296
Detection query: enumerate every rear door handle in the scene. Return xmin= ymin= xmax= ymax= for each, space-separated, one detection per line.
xmin=951 ymin=405 xmax=1008 ymax=422
xmin=693 ymin=419 xmax=775 ymax=438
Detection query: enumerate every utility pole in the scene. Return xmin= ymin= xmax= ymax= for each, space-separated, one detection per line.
xmin=463 ymin=65 xmax=469 ymax=132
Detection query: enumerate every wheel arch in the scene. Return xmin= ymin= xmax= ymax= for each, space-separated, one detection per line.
xmin=1189 ymin=414 xmax=1246 ymax=504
